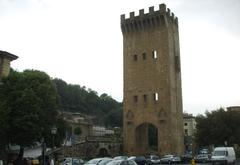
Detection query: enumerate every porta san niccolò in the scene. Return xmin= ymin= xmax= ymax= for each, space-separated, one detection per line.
xmin=121 ymin=4 xmax=184 ymax=156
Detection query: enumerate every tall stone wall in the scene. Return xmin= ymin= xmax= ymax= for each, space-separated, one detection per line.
xmin=121 ymin=4 xmax=184 ymax=156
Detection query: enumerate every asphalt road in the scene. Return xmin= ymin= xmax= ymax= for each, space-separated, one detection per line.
xmin=170 ymin=163 xmax=240 ymax=165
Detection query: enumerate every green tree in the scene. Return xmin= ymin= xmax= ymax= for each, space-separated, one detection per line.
xmin=0 ymin=70 xmax=60 ymax=162
xmin=195 ymin=108 xmax=240 ymax=147
xmin=52 ymin=79 xmax=123 ymax=126
xmin=74 ymin=127 xmax=82 ymax=135
xmin=103 ymin=107 xmax=123 ymax=127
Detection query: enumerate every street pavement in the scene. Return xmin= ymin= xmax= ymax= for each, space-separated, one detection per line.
xmin=170 ymin=163 xmax=240 ymax=165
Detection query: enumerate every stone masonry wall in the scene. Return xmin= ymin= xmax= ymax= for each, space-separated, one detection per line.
xmin=121 ymin=3 xmax=184 ymax=156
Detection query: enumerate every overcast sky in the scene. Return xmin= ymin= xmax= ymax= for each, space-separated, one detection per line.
xmin=0 ymin=0 xmax=239 ymax=115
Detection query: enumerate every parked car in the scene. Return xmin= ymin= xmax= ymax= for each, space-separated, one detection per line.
xmin=98 ymin=158 xmax=114 ymax=165
xmin=181 ymin=154 xmax=193 ymax=163
xmin=113 ymin=156 xmax=128 ymax=160
xmin=160 ymin=155 xmax=181 ymax=164
xmin=199 ymin=149 xmax=209 ymax=154
xmin=146 ymin=155 xmax=161 ymax=164
xmin=194 ymin=154 xmax=210 ymax=163
xmin=128 ymin=156 xmax=147 ymax=165
xmin=211 ymin=147 xmax=236 ymax=165
xmin=106 ymin=159 xmax=137 ymax=165
xmin=84 ymin=158 xmax=112 ymax=165
xmin=60 ymin=158 xmax=84 ymax=165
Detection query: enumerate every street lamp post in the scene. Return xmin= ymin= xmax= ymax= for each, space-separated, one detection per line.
xmin=41 ymin=138 xmax=46 ymax=165
xmin=51 ymin=126 xmax=57 ymax=149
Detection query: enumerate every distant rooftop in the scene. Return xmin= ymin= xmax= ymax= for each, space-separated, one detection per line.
xmin=0 ymin=50 xmax=18 ymax=61
xmin=227 ymin=106 xmax=240 ymax=112
xmin=183 ymin=113 xmax=195 ymax=119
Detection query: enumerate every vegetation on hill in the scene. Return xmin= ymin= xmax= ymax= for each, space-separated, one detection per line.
xmin=52 ymin=79 xmax=123 ymax=127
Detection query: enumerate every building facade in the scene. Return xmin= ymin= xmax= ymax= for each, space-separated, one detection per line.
xmin=183 ymin=113 xmax=196 ymax=153
xmin=0 ymin=51 xmax=18 ymax=80
xmin=121 ymin=4 xmax=184 ymax=155
xmin=227 ymin=106 xmax=240 ymax=112
xmin=183 ymin=113 xmax=196 ymax=137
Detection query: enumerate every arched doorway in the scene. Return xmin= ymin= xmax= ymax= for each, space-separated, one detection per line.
xmin=97 ymin=148 xmax=109 ymax=157
xmin=135 ymin=123 xmax=158 ymax=155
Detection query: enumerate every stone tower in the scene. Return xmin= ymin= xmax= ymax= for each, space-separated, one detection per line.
xmin=121 ymin=4 xmax=184 ymax=155
xmin=0 ymin=51 xmax=18 ymax=80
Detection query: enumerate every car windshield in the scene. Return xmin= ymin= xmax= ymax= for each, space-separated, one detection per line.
xmin=114 ymin=156 xmax=127 ymax=160
xmin=163 ymin=155 xmax=172 ymax=158
xmin=152 ymin=156 xmax=159 ymax=160
xmin=214 ymin=151 xmax=226 ymax=156
xmin=64 ymin=158 xmax=72 ymax=163
xmin=128 ymin=157 xmax=135 ymax=161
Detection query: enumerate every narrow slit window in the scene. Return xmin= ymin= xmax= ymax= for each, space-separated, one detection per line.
xmin=153 ymin=93 xmax=159 ymax=101
xmin=152 ymin=50 xmax=157 ymax=59
xmin=134 ymin=95 xmax=138 ymax=103
xmin=133 ymin=54 xmax=138 ymax=61
xmin=142 ymin=53 xmax=146 ymax=60
xmin=143 ymin=94 xmax=147 ymax=103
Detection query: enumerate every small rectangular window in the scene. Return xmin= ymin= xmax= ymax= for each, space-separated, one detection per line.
xmin=153 ymin=93 xmax=158 ymax=101
xmin=143 ymin=94 xmax=147 ymax=102
xmin=133 ymin=54 xmax=138 ymax=61
xmin=152 ymin=50 xmax=157 ymax=59
xmin=134 ymin=95 xmax=138 ymax=102
xmin=184 ymin=123 xmax=188 ymax=126
xmin=142 ymin=53 xmax=146 ymax=60
xmin=184 ymin=129 xmax=188 ymax=135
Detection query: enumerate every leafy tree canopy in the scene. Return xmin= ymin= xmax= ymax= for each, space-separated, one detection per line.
xmin=0 ymin=70 xmax=61 ymax=147
xmin=74 ymin=127 xmax=82 ymax=135
xmin=195 ymin=107 xmax=240 ymax=147
xmin=52 ymin=78 xmax=122 ymax=127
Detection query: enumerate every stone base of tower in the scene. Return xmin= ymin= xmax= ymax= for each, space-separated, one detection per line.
xmin=123 ymin=121 xmax=184 ymax=156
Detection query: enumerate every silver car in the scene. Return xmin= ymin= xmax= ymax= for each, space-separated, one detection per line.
xmin=160 ymin=155 xmax=181 ymax=164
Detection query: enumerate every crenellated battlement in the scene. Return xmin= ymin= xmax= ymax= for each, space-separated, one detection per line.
xmin=121 ymin=4 xmax=178 ymax=33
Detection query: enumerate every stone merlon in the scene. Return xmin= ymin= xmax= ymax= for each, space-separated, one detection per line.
xmin=121 ymin=4 xmax=178 ymax=33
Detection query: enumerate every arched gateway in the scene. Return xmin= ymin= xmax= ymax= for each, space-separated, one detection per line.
xmin=121 ymin=4 xmax=184 ymax=156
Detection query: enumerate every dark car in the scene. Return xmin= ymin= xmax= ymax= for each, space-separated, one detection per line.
xmin=181 ymin=154 xmax=193 ymax=163
xmin=146 ymin=155 xmax=161 ymax=164
xmin=128 ymin=156 xmax=147 ymax=165
xmin=194 ymin=154 xmax=210 ymax=163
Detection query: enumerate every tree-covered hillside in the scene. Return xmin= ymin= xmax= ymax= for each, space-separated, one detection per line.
xmin=52 ymin=78 xmax=123 ymax=127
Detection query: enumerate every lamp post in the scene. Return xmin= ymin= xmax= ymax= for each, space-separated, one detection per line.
xmin=41 ymin=138 xmax=46 ymax=165
xmin=51 ymin=126 xmax=57 ymax=149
